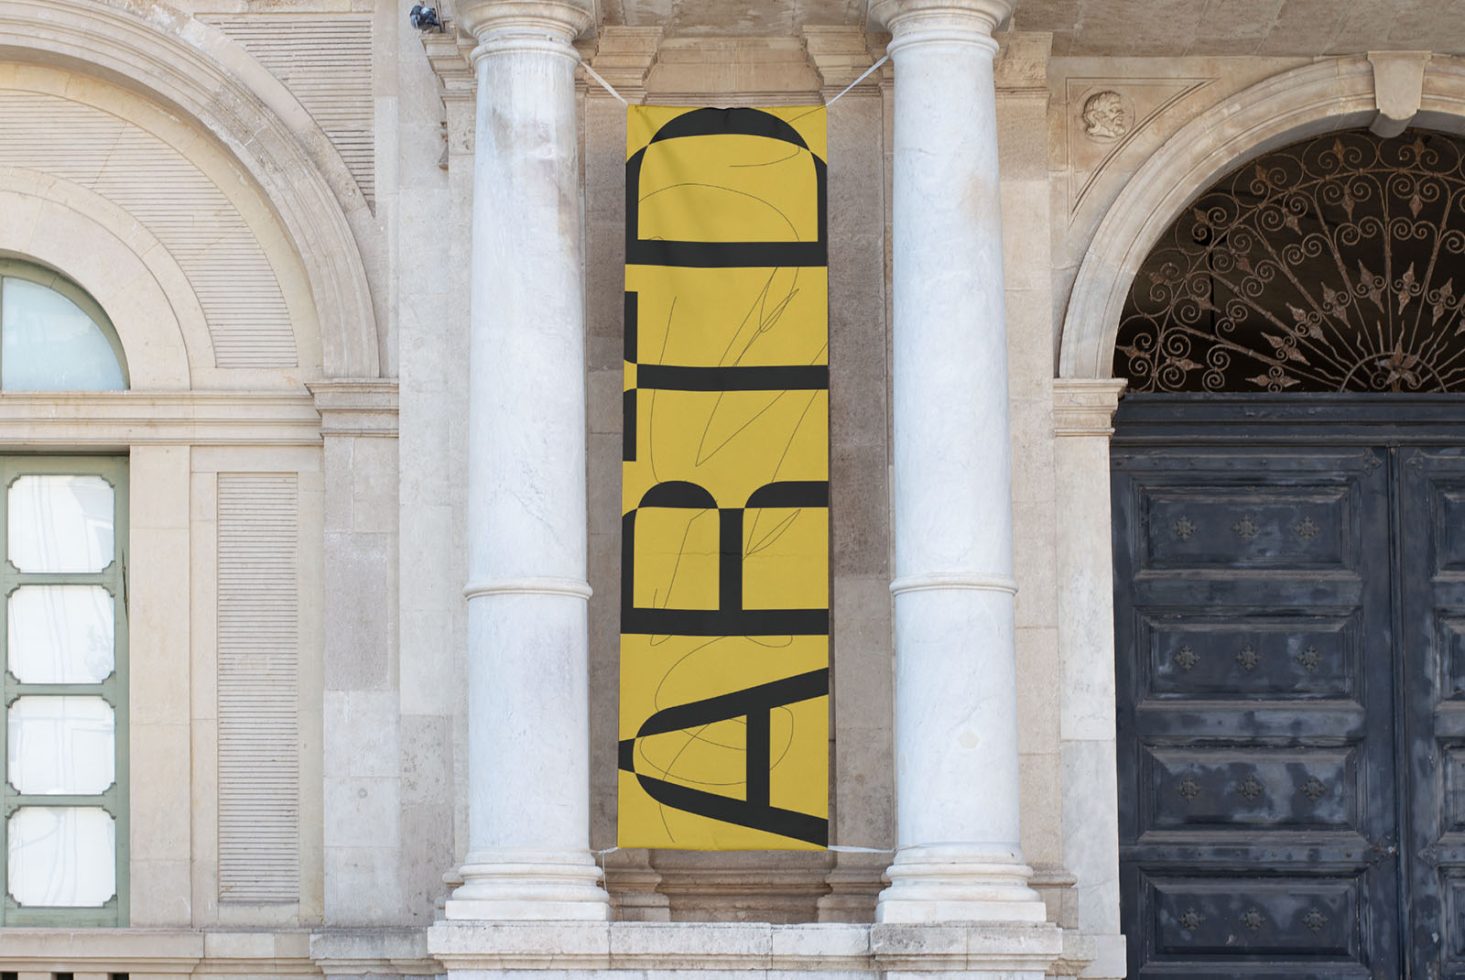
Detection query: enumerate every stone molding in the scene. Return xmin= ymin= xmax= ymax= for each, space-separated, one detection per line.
xmin=2 ymin=928 xmax=438 ymax=977
xmin=602 ymin=848 xmax=672 ymax=922
xmin=586 ymin=26 xmax=663 ymax=101
xmin=1052 ymin=379 xmax=1127 ymax=437
xmin=0 ymin=391 xmax=323 ymax=447
xmin=428 ymin=921 xmax=1064 ymax=973
xmin=0 ymin=929 xmax=316 ymax=976
xmin=802 ymin=25 xmax=884 ymax=98
xmin=651 ymin=851 xmax=834 ymax=923
xmin=1051 ymin=929 xmax=1104 ymax=978
xmin=816 ymin=852 xmax=890 ymax=923
xmin=308 ymin=379 xmax=401 ymax=438
xmin=0 ymin=0 xmax=380 ymax=380
xmin=311 ymin=928 xmax=439 ymax=977
xmin=422 ymin=32 xmax=479 ymax=105
xmin=421 ymin=32 xmax=478 ymax=164
xmin=995 ymin=30 xmax=1052 ymax=95
xmin=1059 ymin=55 xmax=1465 ymax=379
xmin=1 ymin=922 xmax=1075 ymax=976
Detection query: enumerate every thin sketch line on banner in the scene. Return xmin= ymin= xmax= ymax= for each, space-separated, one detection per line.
xmin=580 ymin=53 xmax=890 ymax=110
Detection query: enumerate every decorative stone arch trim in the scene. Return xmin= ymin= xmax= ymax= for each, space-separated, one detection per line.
xmin=1059 ymin=54 xmax=1465 ymax=380
xmin=0 ymin=169 xmax=195 ymax=389
xmin=0 ymin=0 xmax=381 ymax=380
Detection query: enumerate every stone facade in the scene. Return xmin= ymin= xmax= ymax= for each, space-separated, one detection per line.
xmin=0 ymin=0 xmax=1460 ymax=977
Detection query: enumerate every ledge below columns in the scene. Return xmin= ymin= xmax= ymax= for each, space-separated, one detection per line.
xmin=428 ymin=921 xmax=1065 ymax=977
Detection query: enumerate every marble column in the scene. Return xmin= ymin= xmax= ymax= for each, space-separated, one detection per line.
xmin=445 ymin=0 xmax=610 ymax=921
xmin=872 ymin=0 xmax=1047 ymax=925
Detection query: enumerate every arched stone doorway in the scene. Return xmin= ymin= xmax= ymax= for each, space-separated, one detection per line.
xmin=1109 ymin=128 xmax=1465 ymax=978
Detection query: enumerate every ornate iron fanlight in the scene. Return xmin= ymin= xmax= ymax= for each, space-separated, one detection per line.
xmin=1114 ymin=130 xmax=1465 ymax=392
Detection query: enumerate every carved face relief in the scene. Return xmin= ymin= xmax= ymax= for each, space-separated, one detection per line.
xmin=1082 ymin=90 xmax=1131 ymax=142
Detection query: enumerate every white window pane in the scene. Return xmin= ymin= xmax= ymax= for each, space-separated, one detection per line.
xmin=8 ymin=475 xmax=115 ymax=573
xmin=7 ymin=807 xmax=116 ymax=907
xmin=7 ymin=696 xmax=115 ymax=795
xmin=1 ymin=278 xmax=125 ymax=391
xmin=8 ymin=586 xmax=114 ymax=683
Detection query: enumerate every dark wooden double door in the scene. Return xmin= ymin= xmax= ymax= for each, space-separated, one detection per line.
xmin=1113 ymin=397 xmax=1465 ymax=979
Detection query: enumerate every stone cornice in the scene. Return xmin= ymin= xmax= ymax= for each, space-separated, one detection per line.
xmin=420 ymin=31 xmax=478 ymax=162
xmin=0 ymin=391 xmax=325 ymax=447
xmin=802 ymin=26 xmax=886 ymax=98
xmin=0 ymin=928 xmax=314 ymax=976
xmin=0 ymin=922 xmax=1076 ymax=976
xmin=995 ymin=31 xmax=1052 ymax=94
xmin=311 ymin=928 xmax=439 ymax=977
xmin=422 ymin=31 xmax=478 ymax=104
xmin=1052 ymin=378 xmax=1128 ymax=437
xmin=585 ymin=26 xmax=663 ymax=101
xmin=308 ymin=379 xmax=401 ymax=438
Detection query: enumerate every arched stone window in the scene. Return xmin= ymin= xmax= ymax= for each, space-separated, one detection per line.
xmin=1114 ymin=129 xmax=1465 ymax=393
xmin=0 ymin=260 xmax=127 ymax=391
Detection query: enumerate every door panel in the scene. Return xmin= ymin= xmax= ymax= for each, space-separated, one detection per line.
xmin=1400 ymin=448 xmax=1465 ymax=980
xmin=1115 ymin=445 xmax=1399 ymax=979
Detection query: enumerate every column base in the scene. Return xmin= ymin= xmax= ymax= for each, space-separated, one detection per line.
xmin=445 ymin=849 xmax=611 ymax=921
xmin=876 ymin=845 xmax=1049 ymax=924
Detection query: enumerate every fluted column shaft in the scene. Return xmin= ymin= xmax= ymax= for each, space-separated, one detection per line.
xmin=873 ymin=0 xmax=1047 ymax=925
xmin=446 ymin=0 xmax=610 ymax=921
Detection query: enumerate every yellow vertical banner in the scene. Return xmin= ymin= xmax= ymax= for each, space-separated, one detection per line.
xmin=618 ymin=106 xmax=830 ymax=850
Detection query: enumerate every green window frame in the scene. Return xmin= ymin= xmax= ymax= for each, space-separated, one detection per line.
xmin=0 ymin=456 xmax=128 ymax=926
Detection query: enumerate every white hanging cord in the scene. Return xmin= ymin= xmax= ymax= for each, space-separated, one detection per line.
xmin=826 ymin=54 xmax=889 ymax=107
xmin=581 ymin=52 xmax=888 ymax=111
xmin=582 ymin=61 xmax=629 ymax=105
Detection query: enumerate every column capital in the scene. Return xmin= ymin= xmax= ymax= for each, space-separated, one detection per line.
xmin=456 ymin=0 xmax=594 ymax=53
xmin=872 ymin=0 xmax=1012 ymax=52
